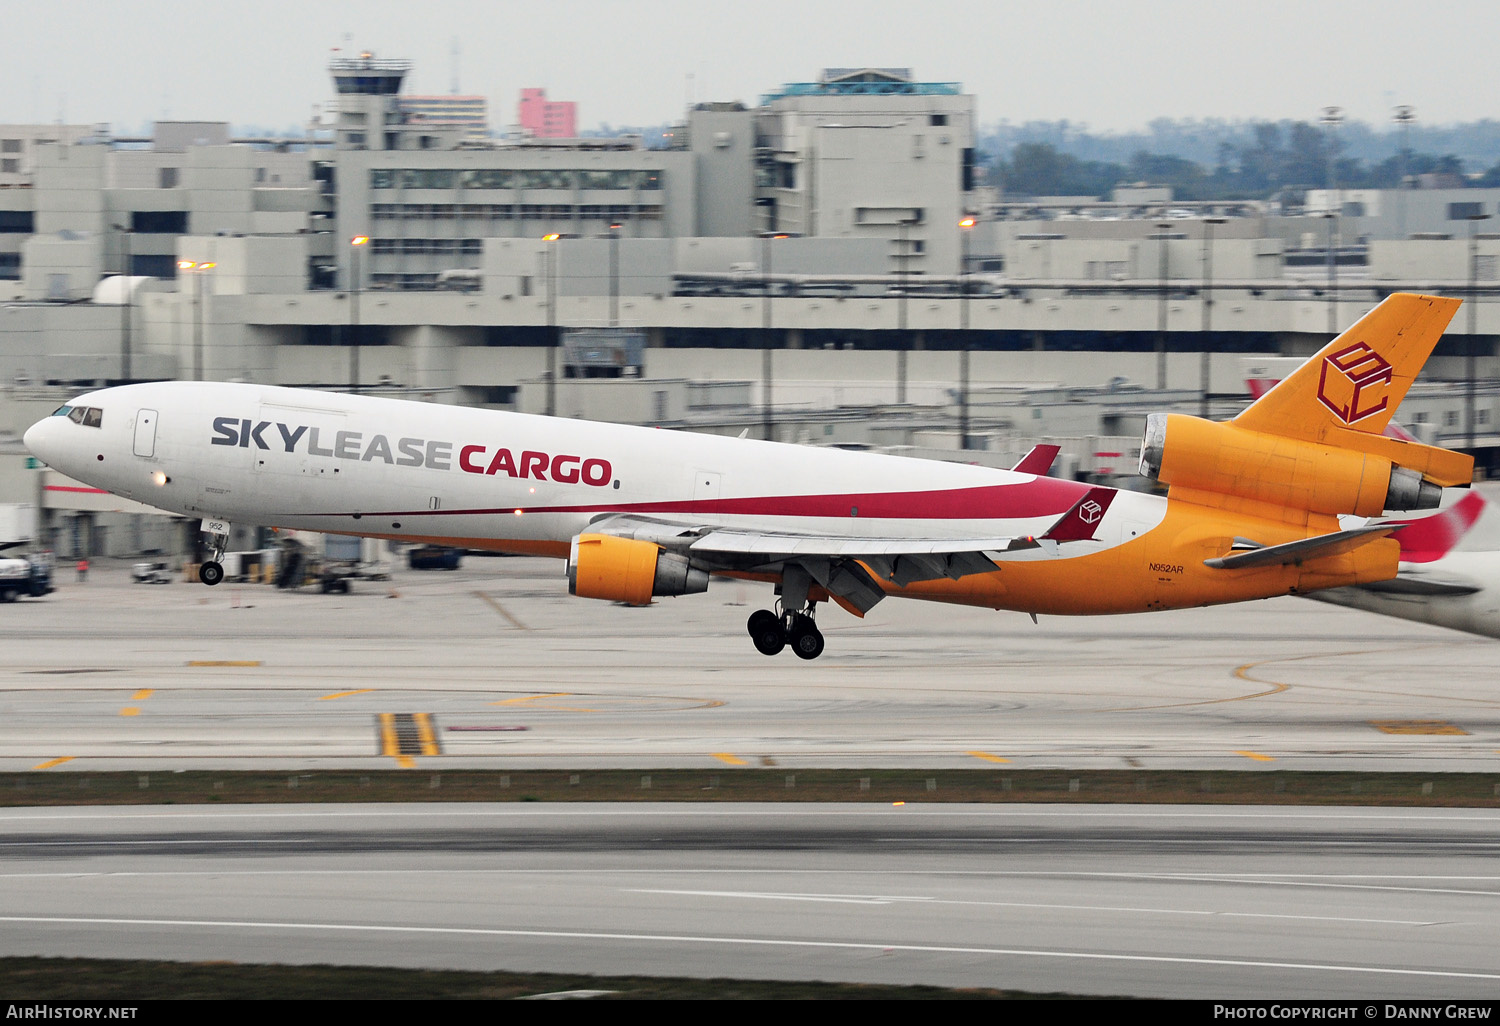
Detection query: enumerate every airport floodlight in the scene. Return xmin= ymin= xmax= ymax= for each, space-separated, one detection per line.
xmin=959 ymin=217 xmax=976 ymax=229
xmin=350 ymin=235 xmax=369 ymax=247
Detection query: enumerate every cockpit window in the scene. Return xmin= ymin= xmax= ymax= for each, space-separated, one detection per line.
xmin=59 ymin=405 xmax=103 ymax=427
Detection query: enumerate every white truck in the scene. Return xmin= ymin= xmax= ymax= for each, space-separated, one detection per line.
xmin=0 ymin=505 xmax=52 ymax=602
xmin=0 ymin=552 xmax=53 ymax=602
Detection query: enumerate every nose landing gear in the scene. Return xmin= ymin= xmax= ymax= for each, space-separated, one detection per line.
xmin=198 ymin=518 xmax=230 ymax=587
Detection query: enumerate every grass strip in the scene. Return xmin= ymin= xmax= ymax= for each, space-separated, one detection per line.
xmin=0 ymin=956 xmax=1084 ymax=1000
xmin=2 ymin=768 xmax=1497 ymax=807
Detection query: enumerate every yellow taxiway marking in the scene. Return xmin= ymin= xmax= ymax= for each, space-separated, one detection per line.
xmin=1370 ymin=720 xmax=1469 ymax=736
xmin=321 ymin=690 xmax=376 ymax=700
xmin=121 ymin=687 xmax=156 ymax=717
xmin=474 ymin=591 xmax=528 ymax=630
xmin=712 ymin=753 xmax=749 ymax=766
xmin=415 ymin=713 xmax=441 ymax=757
xmin=33 ymin=757 xmax=74 ymax=770
xmin=377 ymin=712 xmax=439 ymax=766
xmin=491 ymin=693 xmax=600 ymax=712
xmin=1235 ymin=750 xmax=1275 ymax=762
xmin=187 ymin=660 xmax=262 ymax=667
xmin=967 ymin=751 xmax=1012 ymax=764
xmin=379 ymin=712 xmax=397 ymax=753
xmin=1098 ymin=657 xmax=1298 ymax=712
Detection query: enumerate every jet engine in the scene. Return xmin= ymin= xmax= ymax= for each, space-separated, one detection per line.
xmin=567 ymin=533 xmax=709 ymax=605
xmin=1139 ymin=413 xmax=1443 ymax=517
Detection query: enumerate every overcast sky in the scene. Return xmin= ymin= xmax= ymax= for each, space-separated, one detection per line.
xmin=2 ymin=0 xmax=1495 ymax=135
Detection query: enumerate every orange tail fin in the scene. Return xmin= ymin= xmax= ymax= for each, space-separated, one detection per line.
xmin=1234 ymin=292 xmax=1459 ymax=442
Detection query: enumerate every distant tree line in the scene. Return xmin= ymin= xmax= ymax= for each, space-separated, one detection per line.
xmin=981 ymin=118 xmax=1500 ymax=201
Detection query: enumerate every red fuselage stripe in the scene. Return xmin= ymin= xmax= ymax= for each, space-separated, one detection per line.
xmin=302 ymin=479 xmax=1095 ymax=522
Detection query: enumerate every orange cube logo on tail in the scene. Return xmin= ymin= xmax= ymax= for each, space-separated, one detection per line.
xmin=1317 ymin=342 xmax=1393 ymax=425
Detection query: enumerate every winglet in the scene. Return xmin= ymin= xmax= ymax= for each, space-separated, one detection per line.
xmin=1040 ymin=487 xmax=1115 ymax=543
xmin=1011 ymin=444 xmax=1061 ymax=476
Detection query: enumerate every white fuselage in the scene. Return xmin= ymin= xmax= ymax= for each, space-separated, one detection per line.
xmin=24 ymin=381 xmax=1162 ymax=558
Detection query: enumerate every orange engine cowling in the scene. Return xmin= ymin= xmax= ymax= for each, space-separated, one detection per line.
xmin=1139 ymin=413 xmax=1442 ymax=517
xmin=567 ymin=533 xmax=709 ymax=605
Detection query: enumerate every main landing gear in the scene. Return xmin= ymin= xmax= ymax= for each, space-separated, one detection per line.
xmin=747 ymin=605 xmax=825 ymax=660
xmin=746 ymin=563 xmax=825 ymax=660
xmin=198 ymin=519 xmax=229 ymax=587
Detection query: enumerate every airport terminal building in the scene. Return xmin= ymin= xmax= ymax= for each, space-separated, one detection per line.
xmin=2 ymin=56 xmax=1498 ymax=557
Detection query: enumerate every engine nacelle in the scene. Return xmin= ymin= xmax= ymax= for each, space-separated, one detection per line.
xmin=1139 ymin=413 xmax=1443 ymax=516
xmin=567 ymin=533 xmax=709 ymax=605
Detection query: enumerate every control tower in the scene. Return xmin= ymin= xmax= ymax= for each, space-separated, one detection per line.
xmin=327 ymin=51 xmax=411 ymax=151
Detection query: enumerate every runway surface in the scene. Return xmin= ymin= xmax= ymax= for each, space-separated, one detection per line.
xmin=2 ymin=556 xmax=1499 ymax=772
xmin=2 ymin=802 xmax=1498 ymax=998
xmin=5 ymin=558 xmax=1500 ymax=997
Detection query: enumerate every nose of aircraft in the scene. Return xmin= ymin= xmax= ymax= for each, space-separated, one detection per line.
xmin=23 ymin=415 xmax=64 ymax=469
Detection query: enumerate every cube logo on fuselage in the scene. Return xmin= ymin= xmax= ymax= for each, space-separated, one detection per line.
xmin=210 ymin=416 xmax=612 ymax=485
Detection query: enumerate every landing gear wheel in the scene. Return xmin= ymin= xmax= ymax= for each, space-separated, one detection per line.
xmin=788 ymin=614 xmax=825 ymax=660
xmin=747 ymin=609 xmax=785 ymax=656
xmin=199 ymin=561 xmax=224 ymax=587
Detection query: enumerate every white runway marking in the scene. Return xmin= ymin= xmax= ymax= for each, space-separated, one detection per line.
xmin=627 ymin=888 xmax=1448 ymax=925
xmin=1 ymin=914 xmax=1497 ymax=982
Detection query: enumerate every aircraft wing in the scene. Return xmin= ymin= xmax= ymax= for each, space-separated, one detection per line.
xmin=586 ymin=487 xmax=1117 ymax=603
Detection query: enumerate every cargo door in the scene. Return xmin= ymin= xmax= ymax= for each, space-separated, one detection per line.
xmin=132 ymin=409 xmax=158 ymax=458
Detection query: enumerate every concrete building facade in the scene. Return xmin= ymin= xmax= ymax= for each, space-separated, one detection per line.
xmin=7 ymin=53 xmax=1500 ymax=563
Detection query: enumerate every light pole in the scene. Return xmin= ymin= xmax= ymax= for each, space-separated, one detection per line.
xmin=1200 ymin=216 xmax=1226 ymax=418
xmin=608 ymin=222 xmax=621 ymax=329
xmin=111 ymin=222 xmax=132 ymax=381
xmin=1323 ymin=212 xmax=1338 ymax=336
xmin=1468 ymin=212 xmax=1491 ymax=450
xmin=349 ymin=235 xmax=368 ymax=393
xmin=1393 ymin=105 xmax=1415 ymax=239
xmin=1155 ymin=222 xmax=1171 ymax=390
xmin=176 ymin=259 xmax=217 ymax=381
xmin=761 ymin=232 xmax=781 ymax=442
xmin=959 ymin=216 xmax=975 ymax=449
xmin=1321 ymin=106 xmax=1344 ymax=336
xmin=544 ymin=233 xmax=560 ymax=417
xmin=897 ymin=216 xmax=916 ymax=405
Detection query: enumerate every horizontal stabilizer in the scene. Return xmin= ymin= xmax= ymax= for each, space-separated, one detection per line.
xmin=1354 ymin=569 xmax=1480 ymax=596
xmin=1205 ymin=524 xmax=1402 ymax=570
